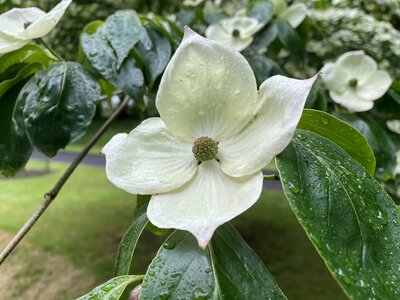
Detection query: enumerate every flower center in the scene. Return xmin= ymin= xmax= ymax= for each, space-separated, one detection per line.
xmin=349 ymin=78 xmax=358 ymax=88
xmin=23 ymin=21 xmax=32 ymax=29
xmin=192 ymin=137 xmax=218 ymax=161
xmin=232 ymin=29 xmax=240 ymax=38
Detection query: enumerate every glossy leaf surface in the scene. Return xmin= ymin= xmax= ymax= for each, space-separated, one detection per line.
xmin=336 ymin=113 xmax=396 ymax=181
xmin=276 ymin=130 xmax=400 ymax=299
xmin=0 ymin=84 xmax=32 ymax=176
xmin=22 ymin=62 xmax=100 ymax=157
xmin=136 ymin=26 xmax=171 ymax=89
xmin=298 ymin=109 xmax=376 ymax=175
xmin=77 ymin=275 xmax=142 ymax=300
xmin=81 ymin=11 xmax=144 ymax=102
xmin=114 ymin=197 xmax=149 ymax=276
xmin=141 ymin=224 xmax=286 ymax=299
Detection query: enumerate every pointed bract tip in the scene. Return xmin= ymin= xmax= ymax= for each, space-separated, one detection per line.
xmin=198 ymin=239 xmax=210 ymax=250
xmin=182 ymin=26 xmax=202 ymax=43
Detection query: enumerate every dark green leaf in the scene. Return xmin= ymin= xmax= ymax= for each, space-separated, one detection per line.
xmin=276 ymin=19 xmax=307 ymax=64
xmin=276 ymin=130 xmax=400 ymax=299
xmin=244 ymin=23 xmax=278 ymax=54
xmin=77 ymin=275 xmax=143 ymax=300
xmin=246 ymin=55 xmax=284 ymax=86
xmin=22 ymin=62 xmax=100 ymax=157
xmin=210 ymin=223 xmax=286 ymax=299
xmin=81 ymin=12 xmax=144 ymax=102
xmin=336 ymin=113 xmax=396 ymax=181
xmin=388 ymin=89 xmax=400 ymax=106
xmin=104 ymin=10 xmax=143 ymax=69
xmin=136 ymin=26 xmax=171 ymax=89
xmin=298 ymin=109 xmax=376 ymax=175
xmin=246 ymin=0 xmax=274 ymax=25
xmin=0 ymin=83 xmax=32 ymax=176
xmin=114 ymin=198 xmax=149 ymax=276
xmin=141 ymin=224 xmax=286 ymax=299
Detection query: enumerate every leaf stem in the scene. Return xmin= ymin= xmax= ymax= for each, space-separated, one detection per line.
xmin=0 ymin=95 xmax=130 ymax=265
xmin=37 ymin=38 xmax=64 ymax=61
xmin=263 ymin=174 xmax=280 ymax=181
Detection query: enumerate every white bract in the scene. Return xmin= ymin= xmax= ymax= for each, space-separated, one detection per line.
xmin=387 ymin=120 xmax=400 ymax=134
xmin=103 ymin=28 xmax=317 ymax=248
xmin=205 ymin=16 xmax=263 ymax=51
xmin=183 ymin=0 xmax=205 ymax=7
xmin=0 ymin=0 xmax=72 ymax=54
xmin=321 ymin=50 xmax=392 ymax=113
xmin=270 ymin=0 xmax=307 ymax=28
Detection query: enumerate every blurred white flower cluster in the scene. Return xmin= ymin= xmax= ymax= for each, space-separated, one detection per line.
xmin=307 ymin=8 xmax=400 ymax=78
xmin=329 ymin=0 xmax=400 ymax=22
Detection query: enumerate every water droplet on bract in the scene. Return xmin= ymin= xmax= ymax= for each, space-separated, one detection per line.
xmin=163 ymin=240 xmax=176 ymax=250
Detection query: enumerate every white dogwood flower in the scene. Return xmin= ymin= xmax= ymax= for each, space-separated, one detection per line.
xmin=205 ymin=16 xmax=263 ymax=51
xmin=270 ymin=0 xmax=307 ymax=28
xmin=103 ymin=28 xmax=317 ymax=248
xmin=0 ymin=0 xmax=72 ymax=54
xmin=321 ymin=50 xmax=392 ymax=112
xmin=387 ymin=120 xmax=400 ymax=134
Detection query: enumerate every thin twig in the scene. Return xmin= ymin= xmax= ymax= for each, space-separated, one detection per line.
xmin=37 ymin=38 xmax=64 ymax=61
xmin=263 ymin=174 xmax=280 ymax=181
xmin=0 ymin=96 xmax=130 ymax=265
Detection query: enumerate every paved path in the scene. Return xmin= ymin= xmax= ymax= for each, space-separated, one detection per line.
xmin=32 ymin=151 xmax=283 ymax=190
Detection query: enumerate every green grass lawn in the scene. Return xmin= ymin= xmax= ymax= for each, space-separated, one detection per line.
xmin=0 ymin=159 xmax=346 ymax=299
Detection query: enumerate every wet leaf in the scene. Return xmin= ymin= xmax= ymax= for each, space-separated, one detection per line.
xmin=22 ymin=62 xmax=100 ymax=157
xmin=298 ymin=109 xmax=376 ymax=175
xmin=77 ymin=275 xmax=143 ymax=300
xmin=114 ymin=197 xmax=149 ymax=276
xmin=136 ymin=26 xmax=171 ymax=89
xmin=336 ymin=113 xmax=396 ymax=181
xmin=0 ymin=83 xmax=32 ymax=176
xmin=81 ymin=11 xmax=144 ymax=102
xmin=140 ymin=224 xmax=286 ymax=299
xmin=277 ymin=130 xmax=400 ymax=299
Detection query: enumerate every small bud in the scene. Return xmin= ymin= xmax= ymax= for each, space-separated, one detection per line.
xmin=192 ymin=137 xmax=218 ymax=161
xmin=128 ymin=284 xmax=142 ymax=300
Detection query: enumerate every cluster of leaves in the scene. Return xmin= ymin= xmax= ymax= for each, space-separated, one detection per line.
xmin=0 ymin=10 xmax=174 ymax=176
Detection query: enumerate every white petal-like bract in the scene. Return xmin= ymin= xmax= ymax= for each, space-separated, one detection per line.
xmin=205 ymin=16 xmax=262 ymax=51
xmin=157 ymin=27 xmax=258 ymax=142
xmin=219 ymin=75 xmax=318 ymax=177
xmin=0 ymin=0 xmax=72 ymax=54
xmin=147 ymin=160 xmax=263 ymax=248
xmin=321 ymin=50 xmax=392 ymax=112
xmin=279 ymin=3 xmax=307 ymax=28
xmin=102 ymin=118 xmax=198 ymax=195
